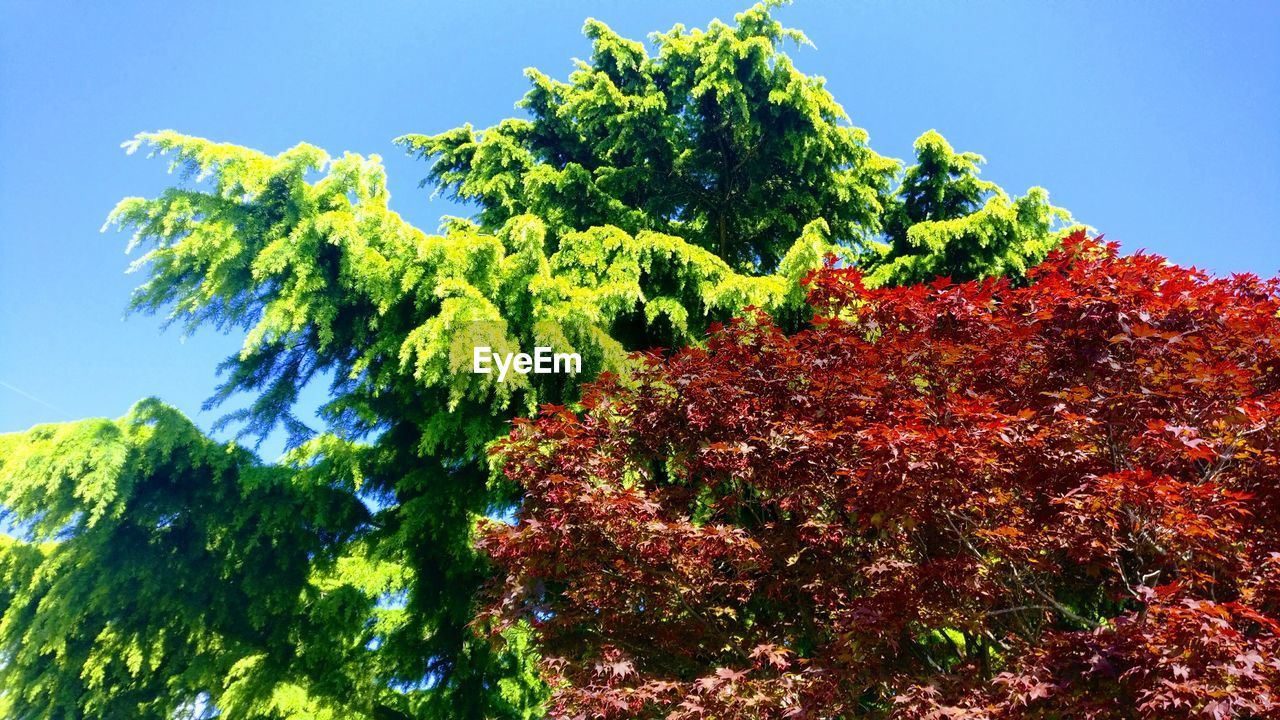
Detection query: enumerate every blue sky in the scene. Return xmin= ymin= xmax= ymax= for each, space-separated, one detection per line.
xmin=2 ymin=1 xmax=1278 ymax=458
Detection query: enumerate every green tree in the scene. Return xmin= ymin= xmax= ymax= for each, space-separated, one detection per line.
xmin=0 ymin=3 xmax=1073 ymax=718
xmin=862 ymin=130 xmax=1073 ymax=286
xmin=401 ymin=10 xmax=900 ymax=273
xmin=0 ymin=400 xmax=384 ymax=719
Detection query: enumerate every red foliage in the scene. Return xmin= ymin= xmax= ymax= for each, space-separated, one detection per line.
xmin=479 ymin=234 xmax=1280 ymax=719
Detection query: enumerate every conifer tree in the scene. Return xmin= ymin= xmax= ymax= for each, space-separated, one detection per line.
xmin=863 ymin=130 xmax=1072 ymax=286
xmin=0 ymin=401 xmax=383 ymax=718
xmin=399 ymin=8 xmax=900 ymax=274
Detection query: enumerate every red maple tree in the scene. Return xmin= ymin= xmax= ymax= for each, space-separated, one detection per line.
xmin=479 ymin=233 xmax=1280 ymax=719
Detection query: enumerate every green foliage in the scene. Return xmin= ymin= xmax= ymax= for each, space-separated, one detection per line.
xmin=0 ymin=3 xmax=1076 ymax=718
xmin=0 ymin=399 xmax=393 ymax=719
xmin=108 ymin=130 xmax=821 ymax=452
xmin=100 ymin=125 xmax=812 ymax=718
xmin=400 ymin=2 xmax=899 ymax=273
xmin=862 ymin=130 xmax=1075 ymax=286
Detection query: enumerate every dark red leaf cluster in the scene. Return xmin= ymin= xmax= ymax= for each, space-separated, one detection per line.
xmin=480 ymin=233 xmax=1280 ymax=719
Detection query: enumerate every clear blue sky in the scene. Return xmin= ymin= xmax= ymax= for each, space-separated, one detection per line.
xmin=2 ymin=1 xmax=1278 ymax=458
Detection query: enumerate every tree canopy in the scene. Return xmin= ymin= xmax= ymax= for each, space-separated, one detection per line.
xmin=863 ymin=130 xmax=1071 ymax=287
xmin=400 ymin=8 xmax=1070 ymax=281
xmin=0 ymin=400 xmax=382 ymax=719
xmin=485 ymin=235 xmax=1280 ymax=719
xmin=0 ymin=3 xmax=1075 ymax=718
